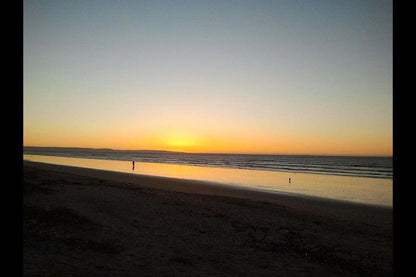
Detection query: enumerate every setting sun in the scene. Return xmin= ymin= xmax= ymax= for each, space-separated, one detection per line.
xmin=162 ymin=132 xmax=202 ymax=152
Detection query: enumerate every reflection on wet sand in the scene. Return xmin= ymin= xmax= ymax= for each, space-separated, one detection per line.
xmin=23 ymin=154 xmax=392 ymax=207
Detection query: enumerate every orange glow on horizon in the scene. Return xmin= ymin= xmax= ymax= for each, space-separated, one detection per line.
xmin=23 ymin=118 xmax=392 ymax=156
xmin=23 ymin=130 xmax=392 ymax=156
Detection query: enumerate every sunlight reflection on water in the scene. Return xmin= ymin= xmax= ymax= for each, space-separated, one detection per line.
xmin=24 ymin=154 xmax=392 ymax=207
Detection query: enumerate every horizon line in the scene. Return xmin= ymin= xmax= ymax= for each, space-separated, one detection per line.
xmin=23 ymin=145 xmax=393 ymax=158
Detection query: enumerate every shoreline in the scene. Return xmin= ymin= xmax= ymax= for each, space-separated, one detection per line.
xmin=24 ymin=160 xmax=391 ymax=210
xmin=23 ymin=152 xmax=392 ymax=179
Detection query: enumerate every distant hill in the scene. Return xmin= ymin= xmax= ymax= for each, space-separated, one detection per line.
xmin=23 ymin=146 xmax=185 ymax=155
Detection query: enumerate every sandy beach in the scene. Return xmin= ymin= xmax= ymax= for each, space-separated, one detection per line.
xmin=23 ymin=160 xmax=392 ymax=276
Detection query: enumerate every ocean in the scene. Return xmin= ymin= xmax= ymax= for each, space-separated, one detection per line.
xmin=23 ymin=147 xmax=392 ymax=179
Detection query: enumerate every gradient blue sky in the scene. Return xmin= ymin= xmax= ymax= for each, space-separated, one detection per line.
xmin=24 ymin=0 xmax=392 ymax=155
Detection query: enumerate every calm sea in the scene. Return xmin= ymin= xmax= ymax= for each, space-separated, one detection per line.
xmin=23 ymin=147 xmax=392 ymax=179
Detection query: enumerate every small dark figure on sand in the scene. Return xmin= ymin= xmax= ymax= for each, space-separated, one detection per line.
xmin=132 ymin=160 xmax=135 ymax=170
xmin=289 ymin=177 xmax=291 ymax=184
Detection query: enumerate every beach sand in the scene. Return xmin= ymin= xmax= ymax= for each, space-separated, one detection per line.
xmin=23 ymin=161 xmax=392 ymax=276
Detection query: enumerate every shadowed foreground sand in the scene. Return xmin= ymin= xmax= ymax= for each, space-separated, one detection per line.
xmin=23 ymin=161 xmax=392 ymax=276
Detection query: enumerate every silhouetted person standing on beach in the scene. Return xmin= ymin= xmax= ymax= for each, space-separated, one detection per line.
xmin=289 ymin=177 xmax=291 ymax=184
xmin=132 ymin=160 xmax=135 ymax=170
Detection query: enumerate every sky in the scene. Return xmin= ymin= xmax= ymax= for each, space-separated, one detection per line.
xmin=23 ymin=0 xmax=392 ymax=156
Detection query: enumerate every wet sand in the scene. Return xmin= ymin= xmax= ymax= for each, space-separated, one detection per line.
xmin=23 ymin=160 xmax=392 ymax=276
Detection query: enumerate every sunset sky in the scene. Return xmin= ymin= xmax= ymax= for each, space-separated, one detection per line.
xmin=23 ymin=0 xmax=392 ymax=156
